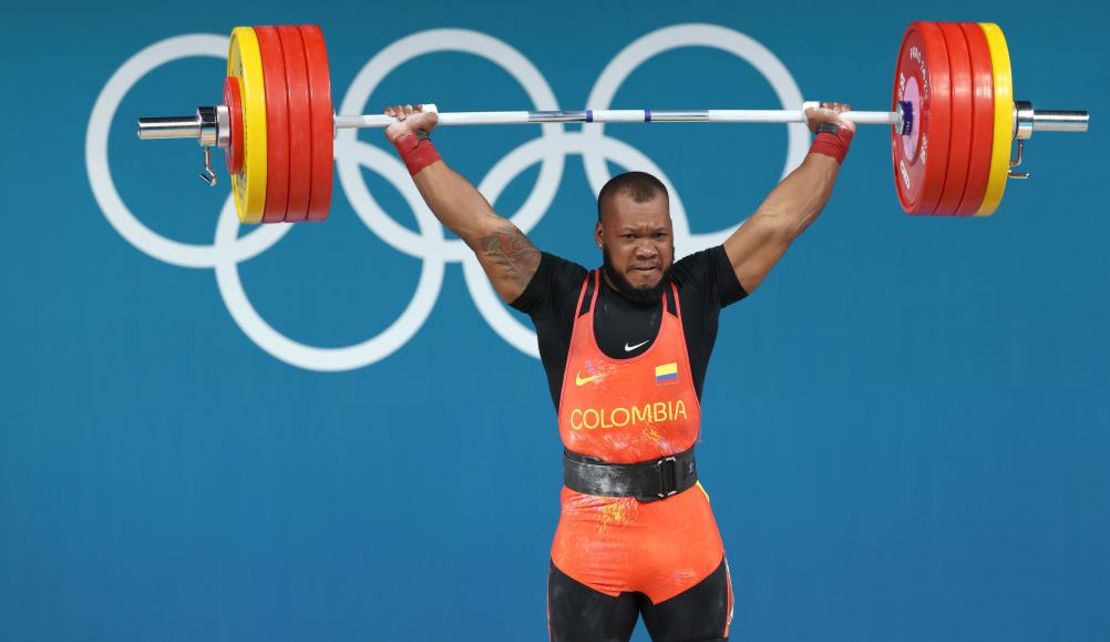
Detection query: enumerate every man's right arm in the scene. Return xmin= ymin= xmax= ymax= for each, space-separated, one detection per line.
xmin=722 ymin=103 xmax=855 ymax=294
xmin=385 ymin=104 xmax=540 ymax=304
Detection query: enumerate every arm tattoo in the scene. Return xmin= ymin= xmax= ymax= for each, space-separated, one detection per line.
xmin=479 ymin=223 xmax=541 ymax=291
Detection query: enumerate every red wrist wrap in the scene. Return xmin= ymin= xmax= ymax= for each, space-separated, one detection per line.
xmin=392 ymin=130 xmax=442 ymax=176
xmin=808 ymin=126 xmax=855 ymax=165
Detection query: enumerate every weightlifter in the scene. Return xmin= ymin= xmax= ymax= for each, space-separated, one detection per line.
xmin=385 ymin=102 xmax=855 ymax=641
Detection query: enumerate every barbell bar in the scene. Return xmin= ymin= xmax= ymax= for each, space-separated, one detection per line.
xmin=136 ymin=21 xmax=1090 ymax=223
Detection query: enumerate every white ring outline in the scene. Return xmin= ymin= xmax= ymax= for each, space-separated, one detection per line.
xmin=214 ymin=141 xmax=446 ymax=372
xmin=86 ymin=33 xmax=446 ymax=371
xmin=464 ymin=131 xmax=696 ymax=357
xmin=88 ymin=25 xmax=807 ymax=371
xmin=581 ymin=23 xmax=809 ymax=249
xmin=336 ymin=29 xmax=566 ymax=263
xmin=86 ymin=34 xmax=291 ymax=269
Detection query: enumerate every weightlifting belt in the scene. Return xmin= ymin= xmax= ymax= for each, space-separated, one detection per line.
xmin=563 ymin=448 xmax=697 ymax=501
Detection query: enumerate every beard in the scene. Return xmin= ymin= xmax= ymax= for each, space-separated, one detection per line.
xmin=602 ymin=246 xmax=670 ymax=306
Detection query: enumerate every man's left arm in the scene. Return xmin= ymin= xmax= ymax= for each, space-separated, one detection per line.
xmin=723 ymin=103 xmax=855 ymax=293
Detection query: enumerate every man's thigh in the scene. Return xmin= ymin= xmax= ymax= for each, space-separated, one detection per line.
xmin=548 ymin=561 xmax=639 ymax=642
xmin=640 ymin=558 xmax=733 ymax=642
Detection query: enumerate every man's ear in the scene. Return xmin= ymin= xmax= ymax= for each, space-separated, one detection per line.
xmin=594 ymin=222 xmax=603 ymax=248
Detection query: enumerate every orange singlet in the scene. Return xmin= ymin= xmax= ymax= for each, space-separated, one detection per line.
xmin=550 ymin=270 xmax=733 ymax=624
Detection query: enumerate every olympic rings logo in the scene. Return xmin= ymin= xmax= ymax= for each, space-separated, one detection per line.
xmin=86 ymin=24 xmax=808 ymax=372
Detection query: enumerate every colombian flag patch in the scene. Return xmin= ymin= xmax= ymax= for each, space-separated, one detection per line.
xmin=655 ymin=362 xmax=679 ymax=385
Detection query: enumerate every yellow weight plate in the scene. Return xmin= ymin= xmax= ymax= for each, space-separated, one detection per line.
xmin=227 ymin=27 xmax=268 ymax=224
xmin=976 ymin=23 xmax=1013 ymax=217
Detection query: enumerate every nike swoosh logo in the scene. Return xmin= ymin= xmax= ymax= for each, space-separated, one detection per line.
xmin=624 ymin=340 xmax=650 ymax=352
xmin=575 ymin=372 xmax=602 ymax=386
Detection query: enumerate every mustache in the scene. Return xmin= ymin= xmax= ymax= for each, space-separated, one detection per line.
xmin=601 ymin=247 xmax=670 ymax=306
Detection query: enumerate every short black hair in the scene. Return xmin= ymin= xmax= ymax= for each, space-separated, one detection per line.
xmin=596 ymin=171 xmax=669 ymax=222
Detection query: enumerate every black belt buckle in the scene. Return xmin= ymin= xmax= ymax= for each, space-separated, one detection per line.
xmin=656 ymin=455 xmax=679 ymax=499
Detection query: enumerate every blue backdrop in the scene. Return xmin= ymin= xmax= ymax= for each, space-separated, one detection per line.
xmin=2 ymin=0 xmax=1107 ymax=640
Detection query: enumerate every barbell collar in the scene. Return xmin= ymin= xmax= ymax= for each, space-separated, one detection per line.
xmin=196 ymin=106 xmax=218 ymax=147
xmin=215 ymin=104 xmax=231 ymax=147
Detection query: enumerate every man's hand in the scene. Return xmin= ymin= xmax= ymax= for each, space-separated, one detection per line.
xmin=383 ymin=104 xmax=439 ymax=144
xmin=804 ymin=101 xmax=857 ymax=135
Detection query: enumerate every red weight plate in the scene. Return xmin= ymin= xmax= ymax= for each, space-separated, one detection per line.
xmin=277 ymin=26 xmax=312 ymax=222
xmin=223 ymin=76 xmax=244 ymax=175
xmin=300 ymin=24 xmax=334 ymax=222
xmin=934 ymin=23 xmax=973 ymax=216
xmin=255 ymin=26 xmax=291 ymax=223
xmin=957 ymin=22 xmax=995 ymax=216
xmin=891 ymin=21 xmax=952 ymax=215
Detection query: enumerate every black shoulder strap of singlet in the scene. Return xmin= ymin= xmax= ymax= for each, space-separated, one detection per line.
xmin=664 ymin=280 xmax=677 ymax=317
xmin=577 ymin=270 xmax=598 ymax=317
xmin=580 ymin=270 xmax=675 ymax=317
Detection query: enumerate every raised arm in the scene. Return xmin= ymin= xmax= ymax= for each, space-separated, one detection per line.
xmin=384 ymin=104 xmax=540 ymax=303
xmin=723 ymin=103 xmax=856 ymax=294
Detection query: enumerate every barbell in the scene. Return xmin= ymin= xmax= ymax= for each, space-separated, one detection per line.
xmin=137 ymin=22 xmax=1089 ymax=223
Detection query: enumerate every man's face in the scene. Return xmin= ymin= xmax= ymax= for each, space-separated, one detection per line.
xmin=596 ymin=190 xmax=674 ymax=296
